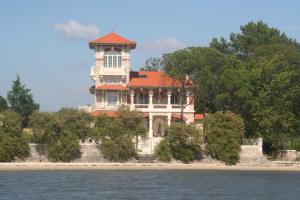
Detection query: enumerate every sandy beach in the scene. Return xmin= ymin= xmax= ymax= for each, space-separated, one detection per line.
xmin=1 ymin=162 xmax=300 ymax=171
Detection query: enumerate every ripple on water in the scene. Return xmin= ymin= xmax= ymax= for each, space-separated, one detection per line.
xmin=0 ymin=170 xmax=300 ymax=200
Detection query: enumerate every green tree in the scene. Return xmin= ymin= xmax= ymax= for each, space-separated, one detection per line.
xmin=140 ymin=57 xmax=163 ymax=71
xmin=28 ymin=110 xmax=88 ymax=162
xmin=154 ymin=139 xmax=171 ymax=162
xmin=204 ymin=111 xmax=244 ymax=165
xmin=7 ymin=75 xmax=39 ymax=127
xmin=0 ymin=96 xmax=8 ymax=111
xmin=118 ymin=108 xmax=147 ymax=151
xmin=55 ymin=108 xmax=93 ymax=142
xmin=208 ymin=21 xmax=300 ymax=153
xmin=162 ymin=49 xmax=197 ymax=121
xmin=92 ymin=108 xmax=146 ymax=162
xmin=210 ymin=37 xmax=233 ymax=55
xmin=46 ymin=130 xmax=81 ymax=162
xmin=155 ymin=124 xmax=202 ymax=163
xmin=247 ymin=54 xmax=299 ymax=152
xmin=211 ymin=21 xmax=293 ymax=60
xmin=0 ymin=110 xmax=23 ymax=134
xmin=100 ymin=133 xmax=136 ymax=162
xmin=0 ymin=111 xmax=30 ymax=162
xmin=94 ymin=115 xmax=136 ymax=162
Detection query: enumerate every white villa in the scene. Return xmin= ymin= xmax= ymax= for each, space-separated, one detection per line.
xmin=87 ymin=32 xmax=203 ymax=154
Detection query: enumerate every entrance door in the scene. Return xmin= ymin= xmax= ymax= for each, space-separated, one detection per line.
xmin=153 ymin=117 xmax=165 ymax=137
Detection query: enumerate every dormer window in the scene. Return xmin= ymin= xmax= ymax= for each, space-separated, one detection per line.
xmin=104 ymin=51 xmax=122 ymax=68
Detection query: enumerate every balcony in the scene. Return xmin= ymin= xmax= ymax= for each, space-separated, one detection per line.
xmin=153 ymin=104 xmax=167 ymax=109
xmin=134 ymin=104 xmax=149 ymax=109
xmin=133 ymin=103 xmax=192 ymax=113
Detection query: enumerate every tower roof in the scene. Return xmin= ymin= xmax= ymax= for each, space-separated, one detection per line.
xmin=89 ymin=32 xmax=136 ymax=49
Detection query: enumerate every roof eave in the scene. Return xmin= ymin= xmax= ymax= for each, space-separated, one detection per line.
xmin=89 ymin=42 xmax=136 ymax=49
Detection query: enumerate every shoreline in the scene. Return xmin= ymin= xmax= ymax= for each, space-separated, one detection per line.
xmin=1 ymin=162 xmax=300 ymax=171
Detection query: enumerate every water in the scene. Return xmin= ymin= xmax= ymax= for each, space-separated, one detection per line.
xmin=0 ymin=170 xmax=300 ymax=200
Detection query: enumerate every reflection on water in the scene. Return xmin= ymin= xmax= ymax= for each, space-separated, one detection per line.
xmin=0 ymin=170 xmax=300 ymax=200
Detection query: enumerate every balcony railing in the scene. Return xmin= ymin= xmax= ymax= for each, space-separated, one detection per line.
xmin=135 ymin=104 xmax=149 ymax=109
xmin=172 ymin=105 xmax=181 ymax=109
xmin=133 ymin=104 xmax=187 ymax=110
xmin=94 ymin=102 xmax=192 ymax=112
xmin=153 ymin=104 xmax=167 ymax=109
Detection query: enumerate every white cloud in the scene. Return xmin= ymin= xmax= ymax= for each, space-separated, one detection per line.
xmin=142 ymin=37 xmax=185 ymax=53
xmin=53 ymin=20 xmax=99 ymax=40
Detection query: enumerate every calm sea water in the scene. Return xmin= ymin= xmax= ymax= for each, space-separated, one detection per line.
xmin=0 ymin=170 xmax=300 ymax=200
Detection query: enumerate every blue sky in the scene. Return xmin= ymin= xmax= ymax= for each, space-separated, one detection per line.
xmin=0 ymin=0 xmax=300 ymax=111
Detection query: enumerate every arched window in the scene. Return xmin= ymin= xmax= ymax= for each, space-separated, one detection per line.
xmin=103 ymin=51 xmax=122 ymax=68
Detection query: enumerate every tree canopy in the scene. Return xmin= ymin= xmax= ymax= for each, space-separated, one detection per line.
xmin=204 ymin=111 xmax=244 ymax=165
xmin=93 ymin=108 xmax=147 ymax=162
xmin=0 ymin=96 xmax=8 ymax=112
xmin=0 ymin=111 xmax=30 ymax=162
xmin=155 ymin=124 xmax=202 ymax=163
xmin=162 ymin=21 xmax=300 ymax=153
xmin=28 ymin=108 xmax=92 ymax=162
xmin=140 ymin=57 xmax=163 ymax=71
xmin=7 ymin=75 xmax=39 ymax=127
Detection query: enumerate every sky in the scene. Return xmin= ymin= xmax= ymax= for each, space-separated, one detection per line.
xmin=0 ymin=0 xmax=300 ymax=111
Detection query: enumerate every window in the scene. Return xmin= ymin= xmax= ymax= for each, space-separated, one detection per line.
xmin=171 ymin=92 xmax=179 ymax=104
xmin=117 ymin=56 xmax=121 ymax=67
xmin=104 ymin=51 xmax=122 ymax=68
xmin=108 ymin=56 xmax=112 ymax=68
xmin=103 ymin=75 xmax=122 ymax=83
xmin=138 ymin=92 xmax=149 ymax=104
xmin=103 ymin=57 xmax=107 ymax=67
xmin=106 ymin=91 xmax=118 ymax=106
xmin=113 ymin=55 xmax=117 ymax=68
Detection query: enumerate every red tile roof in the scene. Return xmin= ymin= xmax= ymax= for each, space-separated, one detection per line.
xmin=129 ymin=71 xmax=183 ymax=88
xmin=194 ymin=114 xmax=204 ymax=120
xmin=89 ymin=32 xmax=136 ymax=49
xmin=96 ymin=84 xmax=128 ymax=91
xmin=91 ymin=111 xmax=118 ymax=117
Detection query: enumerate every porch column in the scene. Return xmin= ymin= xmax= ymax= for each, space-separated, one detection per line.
xmin=102 ymin=90 xmax=105 ymax=108
xmin=167 ymin=113 xmax=171 ymax=126
xmin=120 ymin=90 xmax=123 ymax=104
xmin=149 ymin=89 xmax=153 ymax=109
xmin=167 ymin=90 xmax=172 ymax=110
xmin=149 ymin=114 xmax=153 ymax=138
xmin=117 ymin=91 xmax=120 ymax=107
xmin=130 ymin=90 xmax=135 ymax=110
xmin=186 ymin=90 xmax=191 ymax=110
xmin=158 ymin=88 xmax=161 ymax=104
xmin=95 ymin=90 xmax=97 ymax=109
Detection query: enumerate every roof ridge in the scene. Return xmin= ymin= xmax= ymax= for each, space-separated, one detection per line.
xmin=89 ymin=32 xmax=136 ymax=45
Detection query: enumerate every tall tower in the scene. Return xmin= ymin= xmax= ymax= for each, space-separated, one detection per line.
xmin=89 ymin=32 xmax=136 ymax=112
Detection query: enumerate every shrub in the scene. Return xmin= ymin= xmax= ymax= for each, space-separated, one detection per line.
xmin=155 ymin=139 xmax=171 ymax=162
xmin=0 ymin=132 xmax=30 ymax=162
xmin=204 ymin=111 xmax=244 ymax=165
xmin=93 ymin=109 xmax=146 ymax=162
xmin=46 ymin=131 xmax=81 ymax=162
xmin=155 ymin=124 xmax=202 ymax=163
xmin=29 ymin=109 xmax=90 ymax=162
xmin=0 ymin=111 xmax=30 ymax=162
xmin=55 ymin=108 xmax=93 ymax=142
xmin=100 ymin=135 xmax=136 ymax=162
